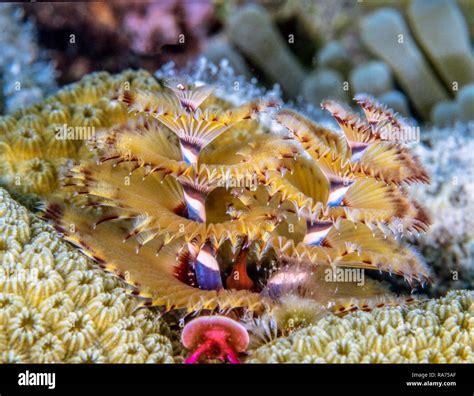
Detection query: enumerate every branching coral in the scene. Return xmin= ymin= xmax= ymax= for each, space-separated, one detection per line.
xmin=40 ymin=78 xmax=431 ymax=318
xmin=0 ymin=188 xmax=178 ymax=363
xmin=247 ymin=290 xmax=474 ymax=363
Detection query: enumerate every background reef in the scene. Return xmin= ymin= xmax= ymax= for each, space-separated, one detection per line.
xmin=18 ymin=0 xmax=474 ymax=127
xmin=0 ymin=1 xmax=472 ymax=363
xmin=409 ymin=126 xmax=474 ymax=296
xmin=22 ymin=1 xmax=217 ymax=84
xmin=0 ymin=4 xmax=56 ymax=114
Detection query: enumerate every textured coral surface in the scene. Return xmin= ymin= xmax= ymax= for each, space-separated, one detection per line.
xmin=247 ymin=290 xmax=473 ymax=363
xmin=0 ymin=188 xmax=179 ymax=363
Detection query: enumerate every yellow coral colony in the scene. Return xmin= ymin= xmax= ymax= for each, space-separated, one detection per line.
xmin=247 ymin=290 xmax=473 ymax=363
xmin=0 ymin=188 xmax=178 ymax=363
xmin=0 ymin=70 xmax=160 ymax=198
xmin=36 ymin=76 xmax=432 ymax=316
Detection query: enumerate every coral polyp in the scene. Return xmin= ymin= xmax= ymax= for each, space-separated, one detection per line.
xmin=41 ymin=79 xmax=431 ymax=317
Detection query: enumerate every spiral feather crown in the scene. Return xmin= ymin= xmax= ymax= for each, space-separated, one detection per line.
xmin=43 ymin=81 xmax=432 ymax=314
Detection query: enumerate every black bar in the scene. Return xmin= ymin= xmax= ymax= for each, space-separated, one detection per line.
xmin=0 ymin=364 xmax=472 ymax=392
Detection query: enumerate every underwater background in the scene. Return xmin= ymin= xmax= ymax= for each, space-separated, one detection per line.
xmin=0 ymin=0 xmax=472 ymax=364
